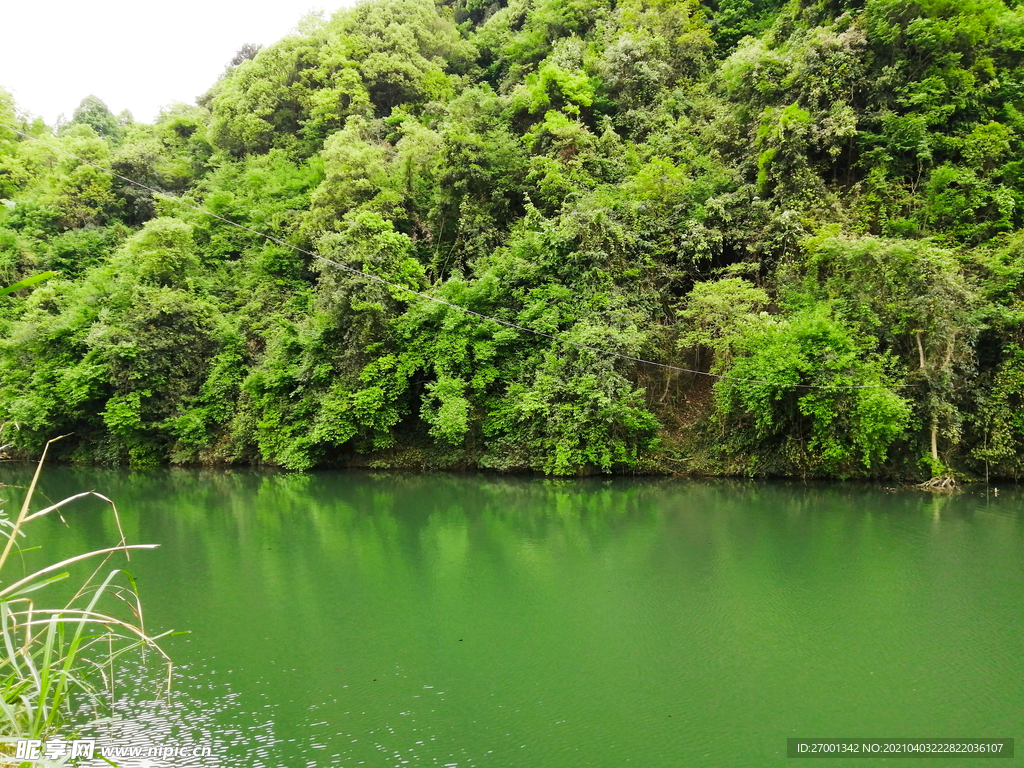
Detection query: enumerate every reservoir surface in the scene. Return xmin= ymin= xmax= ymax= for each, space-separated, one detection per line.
xmin=0 ymin=466 xmax=1020 ymax=767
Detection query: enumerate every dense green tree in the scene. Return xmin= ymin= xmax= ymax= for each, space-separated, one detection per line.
xmin=69 ymin=95 xmax=123 ymax=140
xmin=0 ymin=0 xmax=1022 ymax=479
xmin=711 ymin=306 xmax=911 ymax=476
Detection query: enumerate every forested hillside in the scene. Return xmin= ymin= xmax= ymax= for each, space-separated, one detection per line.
xmin=2 ymin=0 xmax=1023 ymax=479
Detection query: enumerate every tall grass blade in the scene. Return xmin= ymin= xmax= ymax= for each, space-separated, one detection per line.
xmin=0 ymin=272 xmax=56 ymax=298
xmin=0 ymin=446 xmax=172 ymax=747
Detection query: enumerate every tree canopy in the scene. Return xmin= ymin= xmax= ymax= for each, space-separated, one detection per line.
xmin=1 ymin=0 xmax=1023 ymax=479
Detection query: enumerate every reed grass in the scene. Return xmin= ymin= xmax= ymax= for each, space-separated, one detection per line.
xmin=0 ymin=437 xmax=172 ymax=763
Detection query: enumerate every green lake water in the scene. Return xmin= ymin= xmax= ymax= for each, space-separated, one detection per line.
xmin=0 ymin=466 xmax=1021 ymax=767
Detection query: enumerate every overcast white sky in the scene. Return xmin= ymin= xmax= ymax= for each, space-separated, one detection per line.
xmin=1 ymin=0 xmax=347 ymax=126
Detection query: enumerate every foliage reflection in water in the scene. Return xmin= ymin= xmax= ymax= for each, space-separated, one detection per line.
xmin=0 ymin=466 xmax=1021 ymax=767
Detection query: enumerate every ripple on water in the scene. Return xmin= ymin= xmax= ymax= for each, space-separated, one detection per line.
xmin=73 ymin=658 xmax=277 ymax=768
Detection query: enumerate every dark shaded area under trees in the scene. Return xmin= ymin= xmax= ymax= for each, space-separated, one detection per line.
xmin=2 ymin=0 xmax=1024 ymax=480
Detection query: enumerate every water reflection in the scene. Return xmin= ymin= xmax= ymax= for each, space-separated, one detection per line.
xmin=0 ymin=467 xmax=1021 ymax=767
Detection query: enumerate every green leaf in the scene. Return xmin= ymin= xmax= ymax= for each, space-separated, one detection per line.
xmin=0 ymin=271 xmax=56 ymax=297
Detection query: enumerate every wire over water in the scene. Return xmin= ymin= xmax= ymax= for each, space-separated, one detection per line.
xmin=0 ymin=122 xmax=904 ymax=390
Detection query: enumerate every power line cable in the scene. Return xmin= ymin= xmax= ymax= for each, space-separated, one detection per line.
xmin=0 ymin=122 xmax=905 ymax=390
